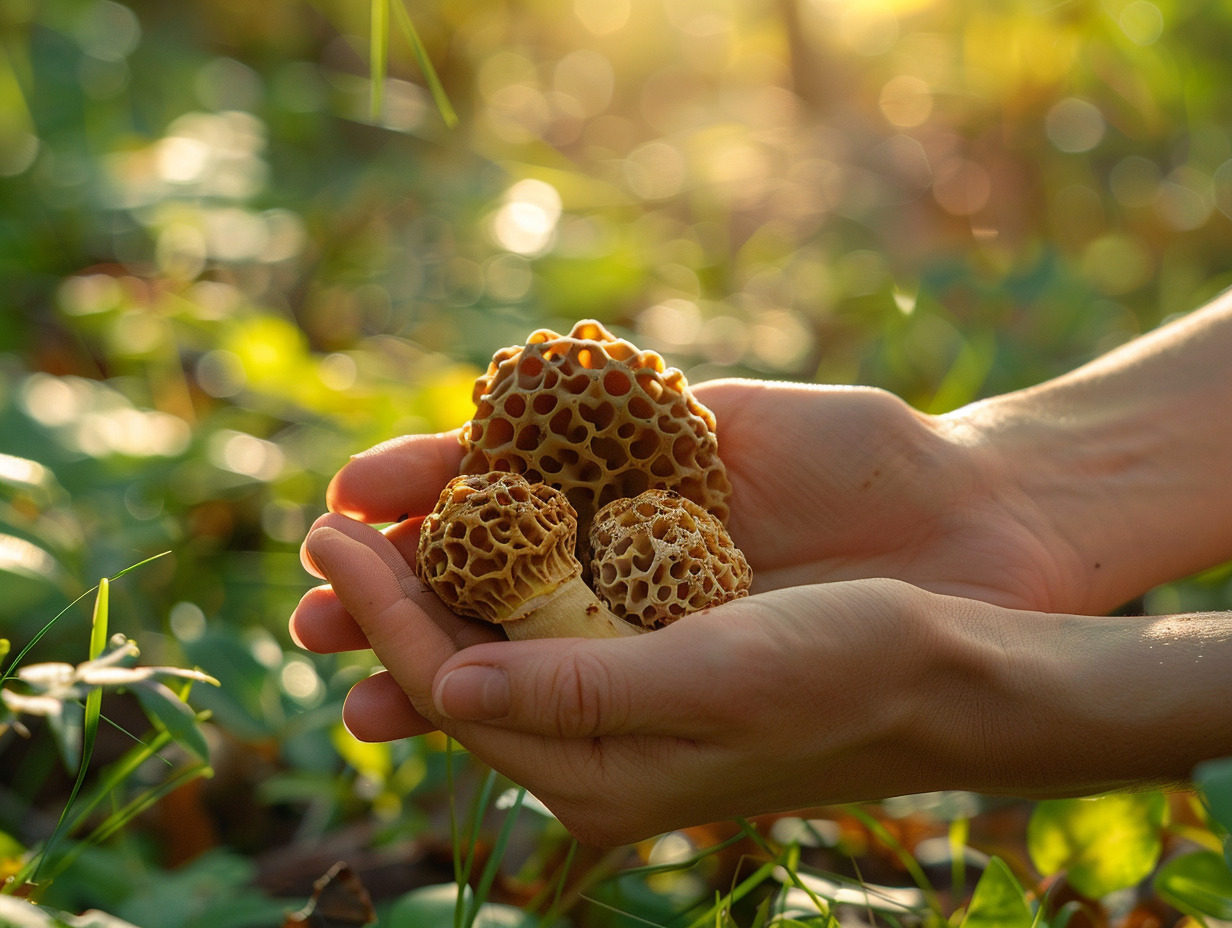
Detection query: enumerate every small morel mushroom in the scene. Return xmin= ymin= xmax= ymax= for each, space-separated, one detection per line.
xmin=587 ymin=489 xmax=752 ymax=629
xmin=457 ymin=320 xmax=733 ymax=545
xmin=416 ymin=472 xmax=643 ymax=640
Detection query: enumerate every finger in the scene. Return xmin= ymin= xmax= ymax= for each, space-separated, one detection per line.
xmin=344 ymin=671 xmax=438 ymax=741
xmin=300 ymin=511 xmax=424 ymax=580
xmin=327 ymin=431 xmax=464 ymax=523
xmin=290 ymin=584 xmax=371 ymax=653
xmin=306 ymin=525 xmax=500 ymax=714
xmin=430 ymin=604 xmax=766 ymax=740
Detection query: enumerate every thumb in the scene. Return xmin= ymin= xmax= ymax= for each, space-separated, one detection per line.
xmin=431 ymin=612 xmax=754 ymax=739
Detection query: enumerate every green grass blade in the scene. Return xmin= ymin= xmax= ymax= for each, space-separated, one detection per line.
xmin=539 ymin=839 xmax=578 ymax=919
xmin=618 ymin=831 xmax=748 ymax=880
xmin=369 ymin=0 xmax=389 ymax=120
xmin=0 ymin=551 xmax=168 ymax=688
xmin=950 ymin=816 xmax=970 ymax=902
xmin=446 ymin=739 xmax=465 ymax=928
xmin=390 ymin=0 xmax=458 ymax=127
xmin=466 ymin=788 xmax=526 ymax=928
xmin=734 ymin=818 xmax=830 ymax=917
xmin=455 ymin=767 xmax=499 ymax=927
xmin=109 ymin=551 xmax=170 ymax=581
xmin=87 ymin=574 xmax=109 ymax=660
xmin=59 ymin=728 xmax=176 ymax=840
xmin=45 ymin=761 xmax=213 ymax=883
xmin=684 ymin=856 xmax=781 ymax=928
xmin=842 ymin=805 xmax=941 ymax=913
xmin=30 ymin=578 xmax=111 ymax=886
xmin=22 ymin=727 xmax=176 ymax=893
xmin=0 ymin=589 xmax=96 ymax=688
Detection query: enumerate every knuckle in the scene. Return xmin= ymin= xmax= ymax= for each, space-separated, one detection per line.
xmin=544 ymin=644 xmax=625 ymax=738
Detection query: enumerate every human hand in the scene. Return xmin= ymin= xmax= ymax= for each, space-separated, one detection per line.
xmin=298 ymin=521 xmax=976 ymax=845
xmin=299 ymin=378 xmax=1075 ymax=612
xmin=290 ymin=372 xmax=1232 ymax=840
xmin=289 ymin=378 xmax=1077 ymax=746
xmin=684 ymin=379 xmax=1077 ymax=610
xmin=299 ymin=519 xmax=1232 ymax=845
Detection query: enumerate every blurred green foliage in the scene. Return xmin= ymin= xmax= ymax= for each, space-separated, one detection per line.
xmin=1 ymin=0 xmax=1231 ymax=922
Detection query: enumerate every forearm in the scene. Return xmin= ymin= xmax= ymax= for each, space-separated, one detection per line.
xmin=947 ymin=293 xmax=1232 ymax=613
xmin=922 ymin=594 xmax=1232 ymax=798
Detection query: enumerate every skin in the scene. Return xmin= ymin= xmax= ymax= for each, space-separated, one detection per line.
xmin=291 ymin=293 xmax=1232 ymax=847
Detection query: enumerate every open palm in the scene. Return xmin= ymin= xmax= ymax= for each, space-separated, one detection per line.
xmin=695 ymin=379 xmax=1075 ymax=611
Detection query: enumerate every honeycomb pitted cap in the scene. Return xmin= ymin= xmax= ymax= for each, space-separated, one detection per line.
xmin=587 ymin=489 xmax=752 ymax=629
xmin=458 ymin=320 xmax=733 ymax=542
xmin=416 ymin=472 xmax=581 ymax=625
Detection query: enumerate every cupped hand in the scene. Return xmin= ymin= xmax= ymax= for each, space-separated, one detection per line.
xmin=690 ymin=380 xmax=1075 ymax=610
xmin=300 ymin=379 xmax=1072 ymax=610
xmin=290 ymin=379 xmax=1076 ymax=746
xmin=301 ymin=521 xmax=990 ymax=846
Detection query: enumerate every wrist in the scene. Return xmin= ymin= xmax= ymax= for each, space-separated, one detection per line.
xmin=945 ymin=392 xmax=1141 ymax=614
xmin=942 ymin=301 xmax=1232 ymax=614
xmin=933 ymin=601 xmax=1232 ymax=796
xmin=1038 ymin=611 xmax=1232 ymax=791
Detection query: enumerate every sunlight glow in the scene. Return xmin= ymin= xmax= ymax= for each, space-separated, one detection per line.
xmin=623 ymin=140 xmax=686 ymax=200
xmin=169 ymin=602 xmax=207 ymax=642
xmin=156 ymin=135 xmax=211 ymax=184
xmin=209 ymin=429 xmax=285 ymax=481
xmin=1046 ymin=98 xmax=1106 ymax=154
xmin=879 ymin=75 xmax=933 ymax=128
xmin=280 ymin=656 xmax=324 ymax=705
xmin=638 ymin=299 xmax=704 ymax=350
xmin=0 ymin=533 xmax=58 ymax=581
xmin=647 ymin=832 xmax=694 ymax=866
xmin=491 ymin=179 xmax=562 ymax=255
xmin=574 ymin=0 xmax=630 ymax=34
xmin=1120 ymin=0 xmax=1163 ymax=46
xmin=0 ymin=453 xmax=51 ymax=490
xmin=20 ymin=374 xmax=188 ymax=458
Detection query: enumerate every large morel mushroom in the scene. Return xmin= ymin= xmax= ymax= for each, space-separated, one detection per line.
xmin=457 ymin=320 xmax=733 ymax=542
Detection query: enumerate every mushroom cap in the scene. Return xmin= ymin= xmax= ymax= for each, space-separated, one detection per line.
xmin=416 ymin=472 xmax=582 ymax=624
xmin=587 ymin=489 xmax=752 ymax=628
xmin=458 ymin=320 xmax=733 ymax=542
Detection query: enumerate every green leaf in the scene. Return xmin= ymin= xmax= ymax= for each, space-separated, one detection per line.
xmin=131 ymin=679 xmax=211 ymax=762
xmin=46 ymin=696 xmax=82 ymax=772
xmin=960 ymin=858 xmax=1034 ymax=928
xmin=387 ymin=883 xmax=467 ymax=928
xmin=331 ymin=722 xmax=392 ymax=781
xmin=1196 ymin=756 xmax=1232 ymax=836
xmin=386 ymin=883 xmax=535 ymax=928
xmin=1153 ymin=850 xmax=1232 ymax=920
xmin=1027 ymin=793 xmax=1166 ymax=898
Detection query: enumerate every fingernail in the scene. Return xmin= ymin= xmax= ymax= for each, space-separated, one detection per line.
xmin=305 ymin=526 xmax=344 ymax=576
xmin=435 ymin=665 xmax=510 ymax=721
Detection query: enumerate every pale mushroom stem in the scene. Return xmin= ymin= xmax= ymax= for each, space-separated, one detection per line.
xmin=503 ymin=576 xmax=645 ymax=640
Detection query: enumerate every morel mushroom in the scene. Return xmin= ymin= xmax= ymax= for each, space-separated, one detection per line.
xmin=587 ymin=489 xmax=752 ymax=629
xmin=416 ymin=472 xmax=643 ymax=640
xmin=457 ymin=320 xmax=733 ymax=544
